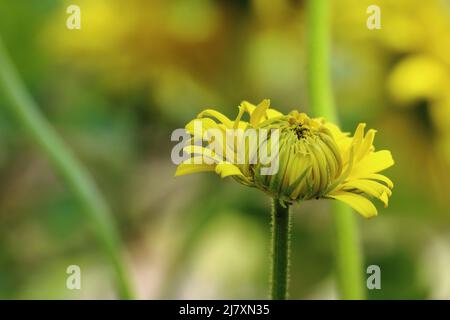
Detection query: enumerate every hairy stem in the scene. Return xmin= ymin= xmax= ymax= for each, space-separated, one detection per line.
xmin=306 ymin=0 xmax=365 ymax=299
xmin=0 ymin=37 xmax=134 ymax=299
xmin=270 ymin=199 xmax=291 ymax=300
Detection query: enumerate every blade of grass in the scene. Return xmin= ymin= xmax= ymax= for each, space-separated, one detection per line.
xmin=306 ymin=0 xmax=365 ymax=299
xmin=0 ymin=37 xmax=134 ymax=299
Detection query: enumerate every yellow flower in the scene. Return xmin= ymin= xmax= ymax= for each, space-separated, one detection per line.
xmin=175 ymin=100 xmax=394 ymax=218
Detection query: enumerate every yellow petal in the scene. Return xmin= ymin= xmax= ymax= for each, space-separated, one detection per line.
xmin=341 ymin=179 xmax=392 ymax=207
xmin=350 ymin=150 xmax=395 ymax=177
xmin=197 ymin=109 xmax=234 ymax=128
xmin=324 ymin=122 xmax=350 ymax=141
xmin=215 ymin=162 xmax=244 ymax=178
xmin=364 ymin=173 xmax=394 ymax=189
xmin=380 ymin=192 xmax=389 ymax=208
xmin=357 ymin=129 xmax=376 ymax=161
xmin=182 ymin=145 xmax=222 ymax=162
xmin=328 ymin=191 xmax=378 ymax=218
xmin=233 ymin=105 xmax=246 ymax=129
xmin=324 ymin=122 xmax=352 ymax=158
xmin=239 ymin=100 xmax=281 ymax=125
xmin=352 ymin=123 xmax=366 ymax=154
xmin=175 ymin=157 xmax=215 ymax=176
xmin=250 ymin=99 xmax=270 ymax=126
xmin=185 ymin=118 xmax=221 ymax=136
xmin=240 ymin=101 xmax=256 ymax=115
xmin=353 ymin=123 xmax=366 ymax=142
xmin=266 ymin=108 xmax=283 ymax=119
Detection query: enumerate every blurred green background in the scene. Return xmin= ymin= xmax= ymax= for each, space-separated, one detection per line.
xmin=1 ymin=0 xmax=450 ymax=299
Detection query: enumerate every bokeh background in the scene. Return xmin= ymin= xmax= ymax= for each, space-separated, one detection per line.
xmin=1 ymin=0 xmax=450 ymax=299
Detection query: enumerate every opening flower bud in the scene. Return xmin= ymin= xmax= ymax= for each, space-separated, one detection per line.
xmin=252 ymin=111 xmax=342 ymax=204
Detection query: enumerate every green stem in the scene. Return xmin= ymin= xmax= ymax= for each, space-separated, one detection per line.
xmin=270 ymin=199 xmax=291 ymax=300
xmin=331 ymin=202 xmax=365 ymax=299
xmin=306 ymin=0 xmax=337 ymax=122
xmin=306 ymin=0 xmax=365 ymax=299
xmin=0 ymin=37 xmax=134 ymax=299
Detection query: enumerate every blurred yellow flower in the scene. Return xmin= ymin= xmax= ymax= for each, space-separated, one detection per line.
xmin=176 ymin=100 xmax=394 ymax=218
xmin=388 ymin=55 xmax=450 ymax=106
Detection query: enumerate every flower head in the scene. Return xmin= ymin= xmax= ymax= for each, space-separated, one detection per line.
xmin=175 ymin=100 xmax=394 ymax=218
